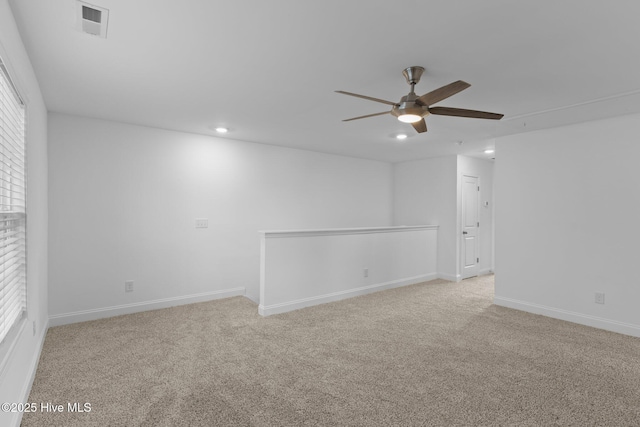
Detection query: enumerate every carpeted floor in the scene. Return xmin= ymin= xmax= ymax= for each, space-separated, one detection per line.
xmin=22 ymin=275 xmax=640 ymax=426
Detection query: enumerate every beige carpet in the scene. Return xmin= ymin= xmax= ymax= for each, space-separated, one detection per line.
xmin=22 ymin=275 xmax=640 ymax=426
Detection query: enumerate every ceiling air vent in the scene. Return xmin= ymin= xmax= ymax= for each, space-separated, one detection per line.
xmin=76 ymin=1 xmax=109 ymax=38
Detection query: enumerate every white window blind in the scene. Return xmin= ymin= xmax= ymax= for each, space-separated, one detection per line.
xmin=0 ymin=58 xmax=26 ymax=345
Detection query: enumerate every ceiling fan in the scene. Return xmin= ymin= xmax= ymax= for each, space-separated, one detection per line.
xmin=336 ymin=66 xmax=504 ymax=133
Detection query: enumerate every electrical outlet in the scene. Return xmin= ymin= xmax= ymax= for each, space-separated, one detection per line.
xmin=363 ymin=268 xmax=369 ymax=278
xmin=125 ymin=280 xmax=134 ymax=293
xmin=195 ymin=218 xmax=209 ymax=228
xmin=595 ymin=292 xmax=605 ymax=304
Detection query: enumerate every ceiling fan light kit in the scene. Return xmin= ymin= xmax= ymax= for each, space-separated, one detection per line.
xmin=396 ymin=113 xmax=423 ymax=123
xmin=336 ymin=66 xmax=504 ymax=134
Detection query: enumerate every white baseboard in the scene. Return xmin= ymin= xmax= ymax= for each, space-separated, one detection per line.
xmin=440 ymin=271 xmax=492 ymax=282
xmin=259 ymin=273 xmax=437 ymax=316
xmin=494 ymin=296 xmax=640 ymax=338
xmin=49 ymin=287 xmax=245 ymax=327
xmin=438 ymin=273 xmax=461 ymax=282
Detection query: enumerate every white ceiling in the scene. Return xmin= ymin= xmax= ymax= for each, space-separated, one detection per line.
xmin=9 ymin=0 xmax=640 ymax=162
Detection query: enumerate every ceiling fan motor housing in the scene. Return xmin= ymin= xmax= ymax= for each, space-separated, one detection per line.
xmin=391 ymin=93 xmax=429 ymax=120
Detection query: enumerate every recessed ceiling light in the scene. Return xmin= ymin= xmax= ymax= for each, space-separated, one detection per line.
xmin=396 ymin=134 xmax=408 ymax=140
xmin=484 ymin=149 xmax=495 ymax=154
xmin=215 ymin=127 xmax=228 ymax=133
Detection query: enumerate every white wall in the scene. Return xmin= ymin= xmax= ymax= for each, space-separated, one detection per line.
xmin=393 ymin=155 xmax=494 ymax=280
xmin=494 ymin=113 xmax=640 ymax=337
xmin=394 ymin=155 xmax=468 ymax=280
xmin=48 ymin=113 xmax=393 ymax=323
xmin=457 ymin=155 xmax=494 ymax=274
xmin=0 ymin=1 xmax=48 ymax=426
xmin=259 ymin=226 xmax=438 ymax=315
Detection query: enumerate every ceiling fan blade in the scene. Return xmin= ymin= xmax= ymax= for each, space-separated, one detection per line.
xmin=416 ymin=80 xmax=471 ymax=107
xmin=429 ymin=106 xmax=504 ymax=120
xmin=335 ymin=90 xmax=397 ymax=106
xmin=342 ymin=111 xmax=390 ymax=122
xmin=411 ymin=119 xmax=427 ymax=133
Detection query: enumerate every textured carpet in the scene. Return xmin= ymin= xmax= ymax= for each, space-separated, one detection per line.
xmin=22 ymin=275 xmax=640 ymax=426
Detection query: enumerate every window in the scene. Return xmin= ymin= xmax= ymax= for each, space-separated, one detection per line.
xmin=0 ymin=58 xmax=26 ymax=345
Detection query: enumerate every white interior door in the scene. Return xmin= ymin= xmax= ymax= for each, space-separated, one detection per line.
xmin=461 ymin=175 xmax=480 ymax=279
